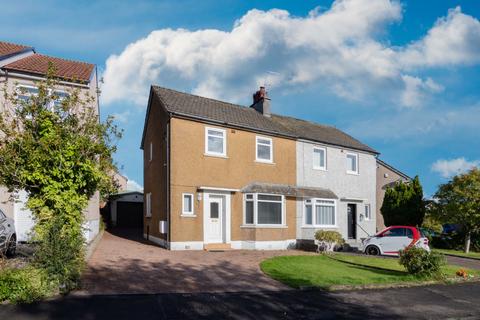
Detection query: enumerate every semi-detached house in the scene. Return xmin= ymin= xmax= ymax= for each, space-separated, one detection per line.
xmin=141 ymin=86 xmax=379 ymax=250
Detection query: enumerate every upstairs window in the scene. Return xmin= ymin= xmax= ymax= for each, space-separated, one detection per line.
xmin=313 ymin=147 xmax=326 ymax=170
xmin=346 ymin=152 xmax=359 ymax=174
xmin=149 ymin=142 xmax=153 ymax=162
xmin=205 ymin=127 xmax=226 ymax=157
xmin=256 ymin=136 xmax=273 ymax=163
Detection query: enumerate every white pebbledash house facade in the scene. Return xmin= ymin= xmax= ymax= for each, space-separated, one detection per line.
xmin=272 ymin=115 xmax=378 ymax=247
xmin=0 ymin=41 xmax=100 ymax=243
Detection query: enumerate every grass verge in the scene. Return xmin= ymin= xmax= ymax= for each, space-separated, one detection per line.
xmin=433 ymin=249 xmax=480 ymax=260
xmin=260 ymin=254 xmax=480 ymax=290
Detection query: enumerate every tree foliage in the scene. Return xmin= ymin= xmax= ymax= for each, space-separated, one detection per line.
xmin=433 ymin=168 xmax=480 ymax=253
xmin=0 ymin=67 xmax=120 ymax=290
xmin=381 ymin=176 xmax=425 ymax=227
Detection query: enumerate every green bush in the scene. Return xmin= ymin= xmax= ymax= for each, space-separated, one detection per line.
xmin=314 ymin=230 xmax=345 ymax=252
xmin=399 ymin=247 xmax=445 ymax=278
xmin=0 ymin=266 xmax=54 ymax=303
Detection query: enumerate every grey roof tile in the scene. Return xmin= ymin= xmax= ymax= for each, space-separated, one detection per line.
xmin=152 ymin=86 xmax=377 ymax=154
xmin=241 ymin=182 xmax=338 ymax=199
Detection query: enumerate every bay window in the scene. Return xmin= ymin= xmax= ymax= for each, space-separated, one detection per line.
xmin=243 ymin=193 xmax=284 ymax=226
xmin=304 ymin=199 xmax=336 ymax=227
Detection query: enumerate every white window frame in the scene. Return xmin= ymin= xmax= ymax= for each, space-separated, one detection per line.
xmin=205 ymin=127 xmax=227 ymax=157
xmin=16 ymin=85 xmax=69 ymax=111
xmin=255 ymin=136 xmax=273 ymax=163
xmin=182 ymin=193 xmax=194 ymax=215
xmin=149 ymin=142 xmax=153 ymax=162
xmin=346 ymin=152 xmax=359 ymax=175
xmin=243 ymin=193 xmax=285 ymax=227
xmin=313 ymin=146 xmax=327 ymax=171
xmin=303 ymin=198 xmax=337 ymax=228
xmin=146 ymin=193 xmax=152 ymax=218
xmin=364 ymin=204 xmax=371 ymax=220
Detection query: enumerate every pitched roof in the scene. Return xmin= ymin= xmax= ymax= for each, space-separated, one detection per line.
xmin=271 ymin=115 xmax=378 ymax=154
xmin=377 ymin=159 xmax=411 ymax=180
xmin=152 ymin=86 xmax=294 ymax=137
xmin=150 ymin=86 xmax=378 ymax=154
xmin=0 ymin=41 xmax=32 ymax=58
xmin=3 ymin=54 xmax=94 ymax=83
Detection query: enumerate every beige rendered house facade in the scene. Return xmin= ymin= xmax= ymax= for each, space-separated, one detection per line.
xmin=0 ymin=41 xmax=100 ymax=242
xmin=142 ymin=86 xmax=381 ymax=250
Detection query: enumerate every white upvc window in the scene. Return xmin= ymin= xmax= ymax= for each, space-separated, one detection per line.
xmin=255 ymin=136 xmax=273 ymax=163
xmin=243 ymin=193 xmax=284 ymax=226
xmin=182 ymin=193 xmax=194 ymax=215
xmin=205 ymin=127 xmax=226 ymax=157
xmin=304 ymin=198 xmax=336 ymax=227
xmin=364 ymin=204 xmax=371 ymax=220
xmin=146 ymin=193 xmax=152 ymax=217
xmin=346 ymin=152 xmax=359 ymax=174
xmin=313 ymin=147 xmax=326 ymax=170
xmin=16 ymin=85 xmax=69 ymax=110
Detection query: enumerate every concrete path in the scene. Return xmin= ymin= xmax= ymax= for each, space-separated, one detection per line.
xmin=3 ymin=282 xmax=480 ymax=319
xmin=80 ymin=229 xmax=310 ymax=294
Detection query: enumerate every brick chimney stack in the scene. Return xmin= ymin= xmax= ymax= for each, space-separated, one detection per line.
xmin=251 ymin=86 xmax=271 ymax=117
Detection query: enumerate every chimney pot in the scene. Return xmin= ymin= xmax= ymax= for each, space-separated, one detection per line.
xmin=251 ymin=86 xmax=271 ymax=117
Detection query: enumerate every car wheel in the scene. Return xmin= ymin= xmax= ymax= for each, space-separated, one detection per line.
xmin=6 ymin=234 xmax=16 ymax=257
xmin=366 ymin=245 xmax=380 ymax=256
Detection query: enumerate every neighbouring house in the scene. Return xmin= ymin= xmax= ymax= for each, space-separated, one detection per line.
xmin=376 ymin=159 xmax=411 ymax=232
xmin=0 ymin=41 xmax=100 ymax=242
xmin=142 ymin=85 xmax=379 ymax=250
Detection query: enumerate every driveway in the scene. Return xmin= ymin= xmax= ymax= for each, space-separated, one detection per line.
xmin=80 ymin=229 xmax=309 ymax=295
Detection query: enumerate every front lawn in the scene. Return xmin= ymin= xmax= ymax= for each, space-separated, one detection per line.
xmin=260 ymin=254 xmax=480 ymax=290
xmin=433 ymin=249 xmax=480 ymax=260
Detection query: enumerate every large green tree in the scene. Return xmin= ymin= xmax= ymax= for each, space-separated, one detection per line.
xmin=433 ymin=168 xmax=480 ymax=253
xmin=381 ymin=176 xmax=425 ymax=227
xmin=0 ymin=68 xmax=120 ymax=290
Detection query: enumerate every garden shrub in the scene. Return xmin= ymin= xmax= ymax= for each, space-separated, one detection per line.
xmin=399 ymin=247 xmax=445 ymax=278
xmin=314 ymin=230 xmax=345 ymax=252
xmin=0 ymin=266 xmax=54 ymax=303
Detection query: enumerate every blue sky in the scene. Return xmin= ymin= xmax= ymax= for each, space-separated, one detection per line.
xmin=2 ymin=0 xmax=479 ymax=196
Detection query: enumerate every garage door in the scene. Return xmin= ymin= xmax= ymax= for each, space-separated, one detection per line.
xmin=117 ymin=202 xmax=143 ymax=228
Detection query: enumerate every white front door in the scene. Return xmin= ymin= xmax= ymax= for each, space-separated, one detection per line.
xmin=206 ymin=196 xmax=224 ymax=243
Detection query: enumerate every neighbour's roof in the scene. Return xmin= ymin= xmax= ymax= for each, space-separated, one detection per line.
xmin=241 ymin=182 xmax=338 ymax=199
xmin=0 ymin=41 xmax=32 ymax=58
xmin=271 ymin=115 xmax=377 ymax=154
xmin=3 ymin=54 xmax=95 ymax=83
xmin=377 ymin=159 xmax=411 ymax=180
xmin=150 ymin=86 xmax=378 ymax=154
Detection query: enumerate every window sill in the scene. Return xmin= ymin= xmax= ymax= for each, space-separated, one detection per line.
xmin=313 ymin=167 xmax=327 ymax=171
xmin=301 ymin=225 xmax=338 ymax=229
xmin=346 ymin=171 xmax=359 ymax=176
xmin=254 ymin=160 xmax=275 ymax=165
xmin=181 ymin=214 xmax=197 ymax=218
xmin=204 ymin=153 xmax=228 ymax=159
xmin=241 ymin=225 xmax=288 ymax=229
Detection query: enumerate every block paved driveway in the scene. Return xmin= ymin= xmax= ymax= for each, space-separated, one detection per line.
xmin=79 ymin=229 xmax=310 ymax=295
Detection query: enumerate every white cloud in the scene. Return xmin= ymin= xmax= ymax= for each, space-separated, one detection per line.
xmin=126 ymin=179 xmax=144 ymax=192
xmin=431 ymin=158 xmax=480 ymax=178
xmin=101 ymin=1 xmax=480 ymax=109
xmin=112 ymin=110 xmax=131 ymax=124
